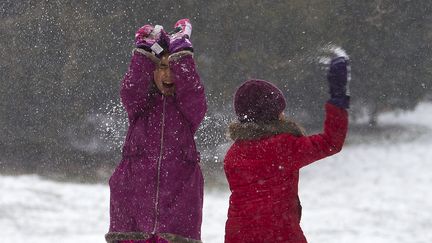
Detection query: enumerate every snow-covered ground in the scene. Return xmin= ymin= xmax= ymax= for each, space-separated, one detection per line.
xmin=2 ymin=103 xmax=432 ymax=243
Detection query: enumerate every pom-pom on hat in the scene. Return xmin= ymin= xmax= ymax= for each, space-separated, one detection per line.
xmin=234 ymin=79 xmax=286 ymax=122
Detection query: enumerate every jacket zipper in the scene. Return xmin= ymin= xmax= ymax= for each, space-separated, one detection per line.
xmin=152 ymin=95 xmax=166 ymax=234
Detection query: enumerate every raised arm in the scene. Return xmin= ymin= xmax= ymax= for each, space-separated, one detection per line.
xmin=168 ymin=19 xmax=207 ymax=133
xmin=290 ymin=55 xmax=350 ymax=169
xmin=170 ymin=53 xmax=207 ymax=133
xmin=120 ymin=24 xmax=163 ymax=120
xmin=120 ymin=50 xmax=157 ymax=120
xmin=290 ymin=102 xmax=348 ymax=169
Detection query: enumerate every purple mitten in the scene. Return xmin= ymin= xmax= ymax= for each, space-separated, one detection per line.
xmin=135 ymin=25 xmax=169 ymax=56
xmin=327 ymin=56 xmax=350 ymax=109
xmin=169 ymin=18 xmax=193 ymax=53
xmin=135 ymin=24 xmax=157 ymax=51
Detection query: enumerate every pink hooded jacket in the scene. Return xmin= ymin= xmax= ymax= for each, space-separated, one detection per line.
xmin=106 ymin=50 xmax=206 ymax=243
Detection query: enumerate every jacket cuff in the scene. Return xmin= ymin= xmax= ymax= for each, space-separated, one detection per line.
xmin=168 ymin=50 xmax=194 ymax=62
xmin=133 ymin=48 xmax=161 ymax=65
xmin=328 ymin=95 xmax=350 ymax=109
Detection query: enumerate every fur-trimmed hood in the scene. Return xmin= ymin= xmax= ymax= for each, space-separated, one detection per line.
xmin=228 ymin=119 xmax=305 ymax=141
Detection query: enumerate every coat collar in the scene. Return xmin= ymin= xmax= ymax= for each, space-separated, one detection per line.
xmin=229 ymin=119 xmax=305 ymax=141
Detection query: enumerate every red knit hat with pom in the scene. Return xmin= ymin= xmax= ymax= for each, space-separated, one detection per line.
xmin=234 ymin=79 xmax=286 ymax=122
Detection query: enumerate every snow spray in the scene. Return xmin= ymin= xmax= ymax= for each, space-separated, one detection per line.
xmin=317 ymin=44 xmax=351 ymax=95
xmin=317 ymin=44 xmax=349 ymax=65
xmin=96 ymin=100 xmax=128 ymax=151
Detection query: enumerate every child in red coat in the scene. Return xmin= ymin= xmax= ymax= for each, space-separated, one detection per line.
xmin=223 ymin=56 xmax=350 ymax=242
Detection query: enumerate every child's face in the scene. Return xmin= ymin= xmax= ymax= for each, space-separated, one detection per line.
xmin=154 ymin=54 xmax=175 ymax=96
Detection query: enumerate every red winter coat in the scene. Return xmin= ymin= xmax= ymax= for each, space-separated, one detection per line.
xmin=224 ymin=103 xmax=348 ymax=243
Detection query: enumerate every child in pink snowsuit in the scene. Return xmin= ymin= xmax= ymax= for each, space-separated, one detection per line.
xmin=105 ymin=19 xmax=207 ymax=243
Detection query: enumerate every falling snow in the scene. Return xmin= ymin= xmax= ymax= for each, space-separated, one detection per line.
xmin=2 ymin=103 xmax=432 ymax=243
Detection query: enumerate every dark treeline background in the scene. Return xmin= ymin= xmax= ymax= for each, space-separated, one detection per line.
xmin=1 ymin=0 xmax=431 ymax=182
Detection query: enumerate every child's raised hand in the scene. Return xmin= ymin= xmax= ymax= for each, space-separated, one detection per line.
xmin=173 ymin=18 xmax=192 ymax=38
xmin=169 ymin=18 xmax=193 ymax=53
xmin=135 ymin=24 xmax=169 ymax=56
xmin=325 ymin=47 xmax=351 ymax=109
xmin=327 ymin=56 xmax=350 ymax=98
xmin=135 ymin=25 xmax=158 ymax=50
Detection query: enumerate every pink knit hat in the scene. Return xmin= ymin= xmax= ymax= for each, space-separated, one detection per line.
xmin=234 ymin=79 xmax=286 ymax=122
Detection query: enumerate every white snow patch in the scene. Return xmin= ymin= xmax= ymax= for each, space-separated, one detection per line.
xmin=2 ymin=103 xmax=432 ymax=243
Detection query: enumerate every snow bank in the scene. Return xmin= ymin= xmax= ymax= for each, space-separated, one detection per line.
xmin=2 ymin=103 xmax=432 ymax=243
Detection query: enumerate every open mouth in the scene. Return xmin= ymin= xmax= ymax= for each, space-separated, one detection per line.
xmin=162 ymin=82 xmax=174 ymax=88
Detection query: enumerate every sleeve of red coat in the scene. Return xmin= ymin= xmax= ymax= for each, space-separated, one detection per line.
xmin=290 ymin=102 xmax=348 ymax=169
xmin=120 ymin=51 xmax=156 ymax=121
xmin=170 ymin=54 xmax=207 ymax=133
